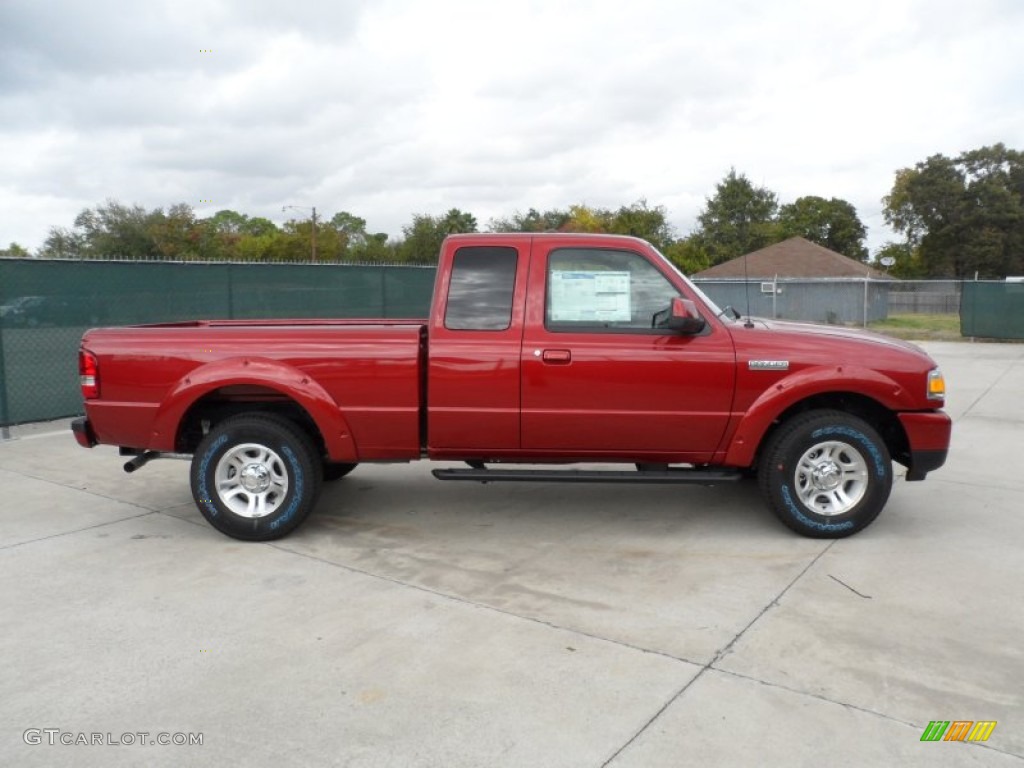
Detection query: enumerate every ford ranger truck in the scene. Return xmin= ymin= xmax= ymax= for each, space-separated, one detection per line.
xmin=71 ymin=233 xmax=951 ymax=541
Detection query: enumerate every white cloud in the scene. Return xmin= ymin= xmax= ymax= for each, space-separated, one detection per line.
xmin=1 ymin=0 xmax=1022 ymax=253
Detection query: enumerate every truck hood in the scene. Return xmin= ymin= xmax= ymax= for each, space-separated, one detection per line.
xmin=725 ymin=317 xmax=939 ymax=376
xmin=747 ymin=318 xmax=929 ymax=356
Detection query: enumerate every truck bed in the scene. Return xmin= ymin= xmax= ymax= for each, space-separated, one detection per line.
xmin=81 ymin=320 xmax=427 ymax=459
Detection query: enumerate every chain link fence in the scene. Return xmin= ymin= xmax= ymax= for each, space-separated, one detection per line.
xmin=692 ymin=278 xmax=890 ymax=325
xmin=886 ymin=280 xmax=962 ymax=314
xmin=0 ymin=259 xmax=436 ymax=428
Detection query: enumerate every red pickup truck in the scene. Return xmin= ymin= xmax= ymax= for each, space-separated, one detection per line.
xmin=72 ymin=233 xmax=950 ymax=541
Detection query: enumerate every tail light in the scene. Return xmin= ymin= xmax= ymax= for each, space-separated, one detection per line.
xmin=79 ymin=349 xmax=100 ymax=399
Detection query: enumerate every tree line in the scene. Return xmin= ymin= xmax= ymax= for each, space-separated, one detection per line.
xmin=3 ymin=143 xmax=1021 ymax=278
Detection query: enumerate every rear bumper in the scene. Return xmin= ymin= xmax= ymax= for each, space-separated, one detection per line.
xmin=898 ymin=411 xmax=952 ymax=481
xmin=71 ymin=417 xmax=97 ymax=448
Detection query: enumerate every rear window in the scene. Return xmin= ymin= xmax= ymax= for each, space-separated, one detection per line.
xmin=444 ymin=247 xmax=518 ymax=331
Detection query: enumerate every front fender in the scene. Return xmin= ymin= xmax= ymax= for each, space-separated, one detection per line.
xmin=722 ymin=364 xmax=911 ymax=467
xmin=148 ymin=357 xmax=359 ymax=461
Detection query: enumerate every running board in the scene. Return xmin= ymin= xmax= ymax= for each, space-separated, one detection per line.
xmin=432 ymin=468 xmax=742 ymax=485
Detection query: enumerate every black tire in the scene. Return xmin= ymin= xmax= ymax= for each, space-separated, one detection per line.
xmin=757 ymin=410 xmax=892 ymax=538
xmin=190 ymin=413 xmax=322 ymax=541
xmin=322 ymin=462 xmax=358 ymax=481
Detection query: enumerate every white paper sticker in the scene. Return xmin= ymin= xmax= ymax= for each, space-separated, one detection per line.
xmin=550 ymin=270 xmax=631 ymax=322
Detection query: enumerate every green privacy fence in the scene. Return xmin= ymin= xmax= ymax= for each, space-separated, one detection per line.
xmin=960 ymin=281 xmax=1024 ymax=339
xmin=0 ymin=259 xmax=437 ymax=427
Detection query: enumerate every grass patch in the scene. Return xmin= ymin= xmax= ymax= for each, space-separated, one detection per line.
xmin=868 ymin=313 xmax=962 ymax=340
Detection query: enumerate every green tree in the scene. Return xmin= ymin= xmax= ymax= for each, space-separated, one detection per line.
xmin=873 ymin=242 xmax=924 ymax=279
xmin=777 ymin=196 xmax=868 ymax=261
xmin=244 ymin=217 xmax=277 ymax=237
xmin=560 ymin=204 xmax=609 ymax=233
xmin=439 ymin=208 xmax=478 ymax=235
xmin=329 ymin=211 xmax=368 ymax=253
xmin=607 ymin=199 xmax=674 ymax=250
xmin=71 ymin=200 xmax=158 ymax=259
xmin=396 ymin=214 xmax=445 ymax=264
xmin=396 ymin=209 xmax=477 ymax=264
xmin=324 ymin=213 xmax=397 ymax=262
xmin=356 ymin=232 xmax=395 ymax=263
xmin=489 ymin=208 xmax=570 ymax=232
xmin=692 ymin=169 xmax=779 ymax=265
xmin=883 ymin=144 xmax=1024 ymax=277
xmin=275 ymin=217 xmax=344 ymax=262
xmin=0 ymin=242 xmax=31 ymax=258
xmin=233 ymin=233 xmax=277 ymax=262
xmin=38 ymin=227 xmax=84 ymax=259
xmin=148 ymin=203 xmax=202 ymax=260
xmin=662 ymin=237 xmax=711 ymax=275
xmin=202 ymin=211 xmax=281 ymax=260
xmin=207 ymin=209 xmax=250 ymax=235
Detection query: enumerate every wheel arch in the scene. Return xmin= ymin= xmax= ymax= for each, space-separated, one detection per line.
xmin=729 ymin=391 xmax=913 ymax=475
xmin=148 ymin=358 xmax=359 ymax=461
xmin=729 ymin=391 xmax=910 ymax=472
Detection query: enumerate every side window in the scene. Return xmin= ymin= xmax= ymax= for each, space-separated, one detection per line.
xmin=444 ymin=246 xmax=518 ymax=331
xmin=546 ymin=248 xmax=679 ymax=332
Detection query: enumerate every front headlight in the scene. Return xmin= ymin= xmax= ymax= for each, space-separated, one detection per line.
xmin=927 ymin=368 xmax=945 ymax=401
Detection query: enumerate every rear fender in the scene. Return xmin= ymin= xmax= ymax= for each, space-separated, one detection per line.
xmin=149 ymin=357 xmax=358 ymax=461
xmin=722 ymin=365 xmax=910 ymax=467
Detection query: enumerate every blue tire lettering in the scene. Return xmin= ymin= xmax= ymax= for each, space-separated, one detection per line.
xmin=269 ymin=445 xmax=303 ymax=530
xmin=197 ymin=434 xmax=229 ymax=518
xmin=781 ymin=485 xmax=854 ymax=532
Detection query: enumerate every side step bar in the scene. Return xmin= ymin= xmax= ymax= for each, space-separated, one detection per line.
xmin=432 ymin=467 xmax=742 ymax=485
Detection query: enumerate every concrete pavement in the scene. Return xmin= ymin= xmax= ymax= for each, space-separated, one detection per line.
xmin=1 ymin=341 xmax=1022 ymax=766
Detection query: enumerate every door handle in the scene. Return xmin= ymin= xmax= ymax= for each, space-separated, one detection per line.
xmin=541 ymin=349 xmax=571 ymax=364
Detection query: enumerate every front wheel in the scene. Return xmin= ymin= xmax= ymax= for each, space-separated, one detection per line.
xmin=190 ymin=413 xmax=322 ymax=541
xmin=758 ymin=410 xmax=892 ymax=538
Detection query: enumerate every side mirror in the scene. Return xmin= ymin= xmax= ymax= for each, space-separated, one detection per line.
xmin=666 ymin=297 xmax=706 ymax=334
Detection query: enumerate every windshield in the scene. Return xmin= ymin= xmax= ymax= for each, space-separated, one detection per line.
xmin=651 ymin=247 xmax=728 ymax=319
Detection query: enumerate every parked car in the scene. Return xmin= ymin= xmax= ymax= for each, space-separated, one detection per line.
xmin=1 ymin=295 xmax=64 ymax=326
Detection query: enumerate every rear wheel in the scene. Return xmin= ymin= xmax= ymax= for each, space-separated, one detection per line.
xmin=190 ymin=413 xmax=321 ymax=541
xmin=758 ymin=410 xmax=892 ymax=538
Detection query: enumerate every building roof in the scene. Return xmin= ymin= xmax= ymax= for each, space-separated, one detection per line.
xmin=694 ymin=237 xmax=886 ymax=279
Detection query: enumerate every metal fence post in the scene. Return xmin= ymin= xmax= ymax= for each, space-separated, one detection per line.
xmin=227 ymin=263 xmax=235 ymax=319
xmin=863 ymin=275 xmax=869 ymax=328
xmin=0 ymin=326 xmax=10 ymax=438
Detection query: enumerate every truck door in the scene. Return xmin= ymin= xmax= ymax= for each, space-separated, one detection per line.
xmin=427 ymin=240 xmax=528 ymax=453
xmin=520 ymin=242 xmax=735 ymax=461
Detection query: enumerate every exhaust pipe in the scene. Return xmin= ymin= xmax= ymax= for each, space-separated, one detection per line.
xmin=122 ymin=450 xmax=192 ymax=473
xmin=123 ymin=451 xmax=160 ymax=473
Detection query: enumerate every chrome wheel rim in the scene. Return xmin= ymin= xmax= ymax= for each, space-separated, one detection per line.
xmin=214 ymin=443 xmax=289 ymax=518
xmin=794 ymin=440 xmax=868 ymax=516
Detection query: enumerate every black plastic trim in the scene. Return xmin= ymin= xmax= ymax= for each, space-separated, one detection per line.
xmin=71 ymin=417 xmax=96 ymax=447
xmin=432 ymin=467 xmax=741 ymax=484
xmin=906 ymin=449 xmax=948 ymax=481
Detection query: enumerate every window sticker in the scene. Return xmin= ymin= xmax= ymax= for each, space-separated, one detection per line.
xmin=549 ymin=270 xmax=631 ymax=322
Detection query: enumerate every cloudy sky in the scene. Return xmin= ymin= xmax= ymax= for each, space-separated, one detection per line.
xmin=2 ymin=0 xmax=1022 ymax=254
